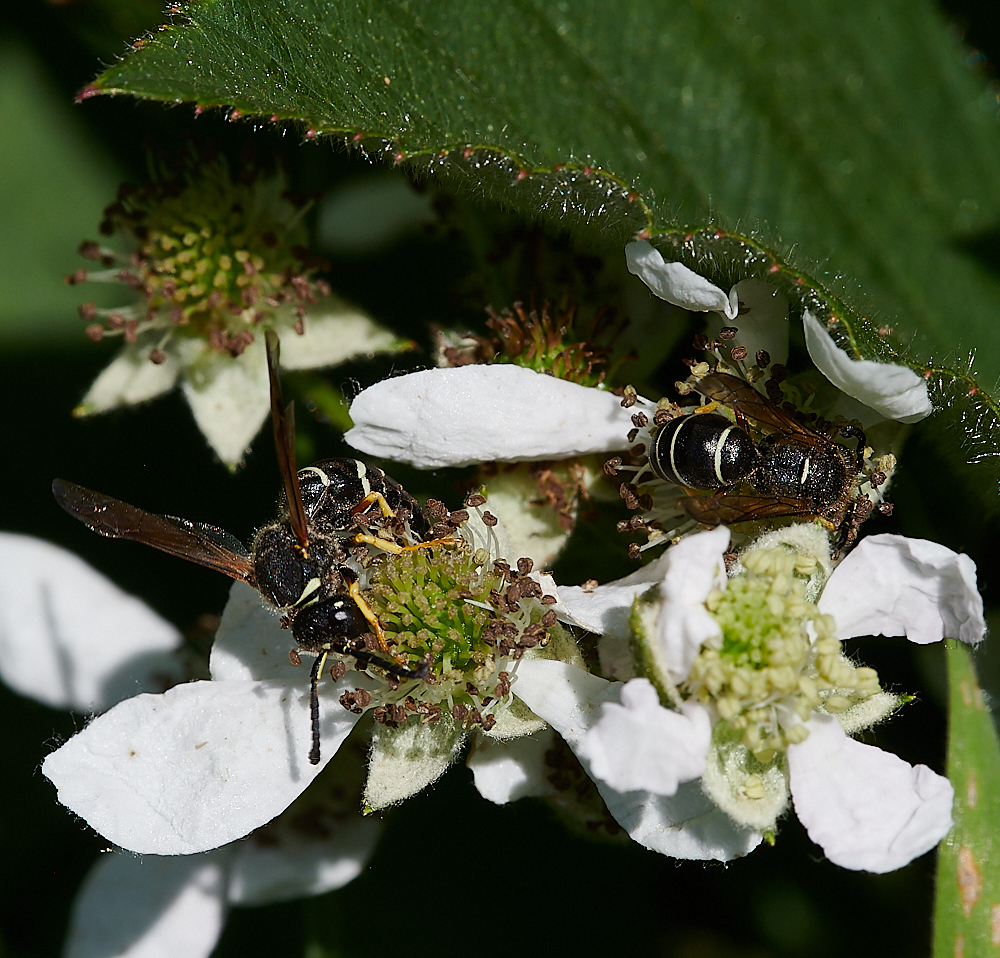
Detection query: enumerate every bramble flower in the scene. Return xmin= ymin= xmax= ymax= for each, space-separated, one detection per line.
xmin=625 ymin=239 xmax=932 ymax=424
xmin=347 ymin=300 xmax=633 ymax=568
xmin=490 ymin=524 xmax=984 ymax=871
xmin=41 ymin=502 xmax=580 ymax=853
xmin=347 ymin=243 xmax=933 ymax=564
xmin=68 ymin=154 xmax=406 ymax=467
xmin=0 ymin=534 xmax=379 ymax=958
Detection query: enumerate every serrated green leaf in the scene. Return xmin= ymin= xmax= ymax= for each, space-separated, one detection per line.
xmin=85 ymin=0 xmax=1000 ymax=480
xmin=933 ymin=641 xmax=1000 ymax=958
xmin=91 ymin=1 xmax=1000 ymax=366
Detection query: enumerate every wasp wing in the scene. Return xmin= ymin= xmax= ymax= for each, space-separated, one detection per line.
xmin=266 ymin=330 xmax=310 ymax=548
xmin=681 ymin=492 xmax=819 ymax=526
xmin=52 ymin=479 xmax=255 ymax=583
xmin=698 ymin=373 xmax=822 ymax=442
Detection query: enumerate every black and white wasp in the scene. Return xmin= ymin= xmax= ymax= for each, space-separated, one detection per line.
xmin=53 ymin=331 xmax=432 ymax=764
xmin=647 ymin=372 xmax=879 ymax=549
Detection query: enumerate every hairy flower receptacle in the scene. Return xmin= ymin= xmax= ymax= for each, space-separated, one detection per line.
xmin=364 ymin=541 xmax=557 ymax=732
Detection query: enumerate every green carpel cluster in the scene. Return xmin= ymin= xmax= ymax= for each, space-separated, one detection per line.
xmin=71 ymin=153 xmax=329 ymax=359
xmin=685 ymin=546 xmax=881 ymax=762
xmin=368 ymin=546 xmax=504 ymax=680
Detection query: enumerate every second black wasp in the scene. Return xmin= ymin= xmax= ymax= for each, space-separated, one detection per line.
xmin=645 ymin=372 xmax=888 ymax=551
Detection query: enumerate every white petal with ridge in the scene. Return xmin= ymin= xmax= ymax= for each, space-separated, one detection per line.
xmin=803 ymin=311 xmax=931 ymax=423
xmin=178 ymin=338 xmax=270 ymax=468
xmin=788 ymin=715 xmax=954 ymax=873
xmin=346 ymin=365 xmax=634 ymax=468
xmin=77 ymin=341 xmax=180 ymax=415
xmin=42 ymin=677 xmax=363 ymax=855
xmin=819 ymin=534 xmax=985 ymax=645
xmin=626 ymin=241 xmax=738 ymax=318
xmin=0 ymin=533 xmax=182 ymax=712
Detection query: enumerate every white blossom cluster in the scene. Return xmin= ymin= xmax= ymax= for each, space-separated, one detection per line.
xmin=1 ymin=244 xmax=985 ymax=956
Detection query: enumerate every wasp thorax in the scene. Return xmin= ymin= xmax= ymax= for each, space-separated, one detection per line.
xmin=684 ymin=546 xmax=881 ymax=763
xmin=363 ymin=544 xmax=554 ymax=730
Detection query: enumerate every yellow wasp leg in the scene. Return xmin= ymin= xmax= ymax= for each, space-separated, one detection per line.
xmin=352 ymin=491 xmax=396 ymax=520
xmin=400 ymin=536 xmax=460 ymax=552
xmin=347 ymin=578 xmax=400 ymax=660
xmin=351 ymin=532 xmax=462 ymax=554
xmin=351 ymin=532 xmax=404 ymax=554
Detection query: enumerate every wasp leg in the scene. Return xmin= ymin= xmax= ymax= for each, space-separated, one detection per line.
xmin=351 ymin=532 xmax=405 ymax=554
xmin=400 ymin=535 xmax=460 ymax=552
xmin=308 ymin=649 xmax=330 ymax=765
xmin=838 ymin=423 xmax=868 ymax=470
xmin=346 ymin=578 xmax=409 ymax=669
xmin=349 ymin=649 xmax=430 ymax=681
xmin=352 ymin=532 xmax=462 ymax=554
xmin=694 ymin=400 xmax=723 ymax=415
xmin=352 ymin=491 xmax=396 ymax=520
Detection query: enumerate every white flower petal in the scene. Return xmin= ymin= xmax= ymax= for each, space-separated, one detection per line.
xmin=582 ymin=679 xmax=710 ymax=795
xmin=177 ymin=338 xmax=270 ymax=468
xmin=803 ymin=311 xmax=932 ymax=423
xmin=513 ymin=660 xmax=760 ymax=860
xmin=598 ymin=779 xmax=762 ymax=861
xmin=510 ymin=658 xmax=619 ymax=752
xmin=788 ymin=715 xmax=954 ymax=873
xmin=345 ymin=365 xmax=635 ymax=469
xmin=555 ymin=549 xmax=674 ymax=639
xmin=229 ymin=734 xmax=379 ymax=904
xmin=278 ymin=300 xmax=401 ymax=370
xmin=65 ymin=850 xmax=227 ymax=958
xmin=42 ymin=677 xmax=363 ymax=854
xmin=818 ymin=534 xmax=985 ymax=645
xmin=656 ymin=527 xmax=729 ymax=684
xmin=209 ymin=582 xmax=299 ymax=682
xmin=228 ymin=813 xmax=380 ymax=905
xmin=467 ymin=729 xmax=557 ymax=804
xmin=0 ymin=533 xmax=182 ymax=712
xmin=363 ymin=718 xmax=466 ymax=810
xmin=76 ymin=342 xmax=180 ymax=416
xmin=706 ymin=279 xmax=789 ymax=367
xmin=625 ymin=241 xmax=738 ymax=319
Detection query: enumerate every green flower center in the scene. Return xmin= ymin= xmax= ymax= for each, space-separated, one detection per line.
xmin=364 ymin=544 xmax=551 ymax=729
xmin=684 ymin=545 xmax=881 ymax=762
xmin=73 ymin=155 xmax=327 ymax=358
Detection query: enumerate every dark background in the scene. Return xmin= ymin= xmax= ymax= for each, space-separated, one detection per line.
xmin=1 ymin=0 xmax=998 ymax=955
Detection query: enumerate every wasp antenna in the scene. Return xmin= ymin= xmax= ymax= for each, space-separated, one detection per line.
xmin=266 ymin=330 xmax=310 ymax=547
xmin=308 ymin=649 xmax=329 ymax=765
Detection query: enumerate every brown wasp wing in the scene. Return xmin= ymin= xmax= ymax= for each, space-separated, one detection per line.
xmin=52 ymin=479 xmax=255 ymax=583
xmin=265 ymin=330 xmax=310 ymax=547
xmin=698 ymin=373 xmax=822 ymax=442
xmin=682 ymin=493 xmax=819 ymax=526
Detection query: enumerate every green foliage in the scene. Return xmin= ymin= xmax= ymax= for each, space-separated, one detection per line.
xmin=933 ymin=642 xmax=1000 ymax=958
xmin=0 ymin=41 xmax=123 ymax=343
xmin=87 ymin=0 xmax=1000 ymax=480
